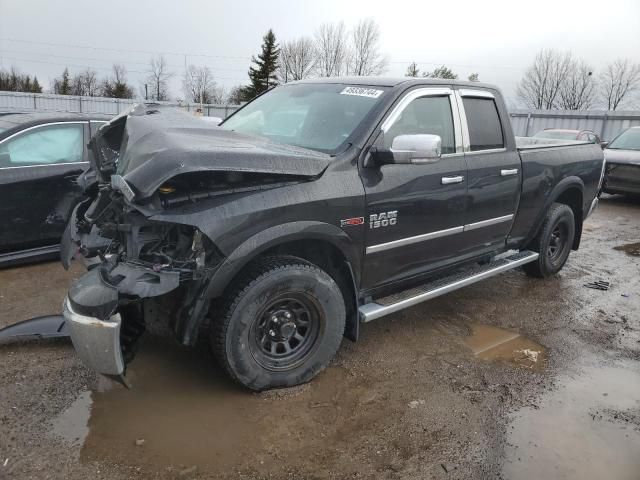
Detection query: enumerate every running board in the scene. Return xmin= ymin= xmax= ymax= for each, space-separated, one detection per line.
xmin=359 ymin=250 xmax=539 ymax=322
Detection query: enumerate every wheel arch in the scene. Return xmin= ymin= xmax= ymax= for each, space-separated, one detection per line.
xmin=526 ymin=177 xmax=585 ymax=251
xmin=205 ymin=221 xmax=361 ymax=341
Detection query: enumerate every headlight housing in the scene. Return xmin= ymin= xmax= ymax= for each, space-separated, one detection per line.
xmin=110 ymin=174 xmax=136 ymax=203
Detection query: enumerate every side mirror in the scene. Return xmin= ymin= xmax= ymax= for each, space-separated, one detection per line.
xmin=366 ymin=134 xmax=442 ymax=167
xmin=600 ymin=141 xmax=609 ymax=149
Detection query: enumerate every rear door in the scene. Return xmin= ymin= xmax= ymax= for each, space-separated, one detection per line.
xmin=456 ymin=89 xmax=520 ymax=255
xmin=0 ymin=121 xmax=88 ymax=253
xmin=360 ymin=87 xmax=468 ymax=290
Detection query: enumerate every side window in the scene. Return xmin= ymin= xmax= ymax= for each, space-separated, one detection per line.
xmin=462 ymin=97 xmax=504 ymax=151
xmin=383 ymin=95 xmax=456 ymax=154
xmin=0 ymin=123 xmax=84 ymax=167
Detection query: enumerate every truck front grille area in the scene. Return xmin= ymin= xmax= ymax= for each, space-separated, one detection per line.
xmin=78 ymin=190 xmax=222 ymax=283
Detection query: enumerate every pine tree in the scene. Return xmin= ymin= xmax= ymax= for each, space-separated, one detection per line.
xmin=241 ymin=29 xmax=280 ymax=101
xmin=32 ymin=76 xmax=42 ymax=93
xmin=54 ymin=68 xmax=72 ymax=95
xmin=405 ymin=62 xmax=420 ymax=77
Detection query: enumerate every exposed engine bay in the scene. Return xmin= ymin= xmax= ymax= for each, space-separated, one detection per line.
xmin=60 ymin=105 xmax=329 ymax=379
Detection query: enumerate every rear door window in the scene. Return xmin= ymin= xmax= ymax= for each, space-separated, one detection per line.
xmin=0 ymin=123 xmax=84 ymax=167
xmin=462 ymin=97 xmax=504 ymax=151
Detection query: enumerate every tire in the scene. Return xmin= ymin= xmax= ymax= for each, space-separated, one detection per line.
xmin=211 ymin=256 xmax=345 ymax=391
xmin=523 ymin=203 xmax=575 ymax=278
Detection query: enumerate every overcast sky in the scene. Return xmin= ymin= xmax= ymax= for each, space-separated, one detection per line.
xmin=1 ymin=0 xmax=639 ymax=106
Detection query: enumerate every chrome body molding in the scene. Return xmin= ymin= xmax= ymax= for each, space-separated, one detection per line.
xmin=366 ymin=226 xmax=464 ymax=254
xmin=366 ymin=214 xmax=515 ymax=254
xmin=463 ymin=214 xmax=514 ymax=232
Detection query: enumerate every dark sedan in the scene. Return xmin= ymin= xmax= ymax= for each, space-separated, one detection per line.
xmin=603 ymin=126 xmax=640 ymax=196
xmin=0 ymin=112 xmax=110 ymax=266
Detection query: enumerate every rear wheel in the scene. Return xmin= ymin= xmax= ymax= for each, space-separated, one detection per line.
xmin=211 ymin=256 xmax=345 ymax=391
xmin=523 ymin=203 xmax=575 ymax=278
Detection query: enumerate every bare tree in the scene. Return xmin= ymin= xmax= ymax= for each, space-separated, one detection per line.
xmin=146 ymin=55 xmax=173 ymax=101
xmin=517 ymin=49 xmax=573 ymax=109
xmin=347 ymin=19 xmax=387 ymax=76
xmin=101 ymin=64 xmax=134 ymax=99
xmin=70 ymin=68 xmax=99 ymax=96
xmin=600 ymin=59 xmax=640 ymax=110
xmin=557 ymin=60 xmax=595 ymax=110
xmin=184 ymin=65 xmax=217 ymax=104
xmin=279 ymin=37 xmax=316 ymax=83
xmin=314 ymin=22 xmax=349 ymax=77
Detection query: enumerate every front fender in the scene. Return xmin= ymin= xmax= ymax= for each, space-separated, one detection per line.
xmin=204 ymin=220 xmax=361 ymax=299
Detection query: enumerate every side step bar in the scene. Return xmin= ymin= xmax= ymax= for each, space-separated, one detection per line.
xmin=359 ymin=250 xmax=539 ymax=322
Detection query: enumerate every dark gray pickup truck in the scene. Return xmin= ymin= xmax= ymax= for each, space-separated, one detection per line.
xmin=61 ymin=78 xmax=605 ymax=390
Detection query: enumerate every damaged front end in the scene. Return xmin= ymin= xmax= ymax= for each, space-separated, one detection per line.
xmin=62 ymin=188 xmax=218 ymax=379
xmin=61 ymin=105 xmax=327 ymax=380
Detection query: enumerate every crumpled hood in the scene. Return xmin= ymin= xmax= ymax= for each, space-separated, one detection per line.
xmin=604 ymin=148 xmax=640 ymax=166
xmin=93 ymin=105 xmax=331 ymax=200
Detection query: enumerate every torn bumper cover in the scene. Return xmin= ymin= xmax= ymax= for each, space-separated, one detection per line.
xmin=64 ymin=268 xmax=124 ymax=375
xmin=63 ymin=262 xmax=181 ymax=376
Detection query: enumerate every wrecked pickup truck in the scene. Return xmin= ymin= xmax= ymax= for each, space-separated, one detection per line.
xmin=62 ymin=78 xmax=605 ymax=391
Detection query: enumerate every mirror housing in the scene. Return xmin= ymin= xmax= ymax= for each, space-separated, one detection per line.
xmin=366 ymin=134 xmax=442 ymax=167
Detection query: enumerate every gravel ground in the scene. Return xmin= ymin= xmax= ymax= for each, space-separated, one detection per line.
xmin=0 ymin=194 xmax=638 ymax=480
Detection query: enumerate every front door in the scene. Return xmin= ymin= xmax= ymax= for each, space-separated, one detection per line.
xmin=0 ymin=122 xmax=88 ymax=254
xmin=360 ymin=87 xmax=468 ymax=290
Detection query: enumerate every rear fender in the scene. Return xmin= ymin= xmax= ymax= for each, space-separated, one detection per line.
xmin=524 ymin=176 xmax=585 ymax=249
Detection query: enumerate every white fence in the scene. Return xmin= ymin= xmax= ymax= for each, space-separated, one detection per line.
xmin=2 ymin=91 xmax=640 ymax=141
xmin=509 ymin=110 xmax=640 ymax=141
xmin=0 ymin=90 xmax=241 ymax=119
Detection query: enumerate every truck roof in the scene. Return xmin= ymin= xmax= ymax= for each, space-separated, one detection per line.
xmin=290 ymin=76 xmax=499 ymax=91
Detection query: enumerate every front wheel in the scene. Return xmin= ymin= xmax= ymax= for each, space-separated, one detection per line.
xmin=211 ymin=256 xmax=345 ymax=391
xmin=523 ymin=203 xmax=575 ymax=278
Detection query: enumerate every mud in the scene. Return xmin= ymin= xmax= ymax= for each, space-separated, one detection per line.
xmin=0 ymin=194 xmax=639 ymax=479
xmin=504 ymin=360 xmax=640 ymax=479
xmin=614 ymin=241 xmax=640 ymax=257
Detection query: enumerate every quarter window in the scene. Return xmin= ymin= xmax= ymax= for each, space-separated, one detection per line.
xmin=462 ymin=97 xmax=504 ymax=151
xmin=0 ymin=123 xmax=84 ymax=167
xmin=383 ymin=95 xmax=456 ymax=154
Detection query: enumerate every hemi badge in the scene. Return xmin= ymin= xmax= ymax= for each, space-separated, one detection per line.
xmin=341 ymin=217 xmax=365 ymax=227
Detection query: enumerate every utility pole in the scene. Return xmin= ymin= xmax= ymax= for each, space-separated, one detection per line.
xmin=144 ymin=84 xmax=148 ymax=101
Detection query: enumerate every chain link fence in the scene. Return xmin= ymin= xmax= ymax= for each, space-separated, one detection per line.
xmin=0 ymin=90 xmax=241 ymax=119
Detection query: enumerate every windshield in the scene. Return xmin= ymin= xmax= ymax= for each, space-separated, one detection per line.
xmin=533 ymin=130 xmax=578 ymax=140
xmin=221 ymin=83 xmax=388 ymax=154
xmin=608 ymin=128 xmax=640 ymax=151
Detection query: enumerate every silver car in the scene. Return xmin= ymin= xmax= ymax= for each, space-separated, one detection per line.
xmin=603 ymin=126 xmax=640 ymax=196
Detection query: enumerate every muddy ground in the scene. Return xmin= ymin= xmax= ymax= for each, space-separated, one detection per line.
xmin=0 ymin=194 xmax=639 ymax=480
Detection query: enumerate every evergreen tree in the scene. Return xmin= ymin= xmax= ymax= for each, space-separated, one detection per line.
xmin=241 ymin=29 xmax=280 ymax=101
xmin=53 ymin=68 xmax=72 ymax=95
xmin=423 ymin=65 xmax=458 ymax=79
xmin=32 ymin=76 xmax=42 ymax=93
xmin=405 ymin=62 xmax=420 ymax=77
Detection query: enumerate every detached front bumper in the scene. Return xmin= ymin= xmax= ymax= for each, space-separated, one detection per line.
xmin=64 ymin=297 xmax=125 ymax=375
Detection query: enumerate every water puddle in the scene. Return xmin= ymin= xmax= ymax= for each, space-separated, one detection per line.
xmin=49 ymin=336 xmax=374 ymax=475
xmin=464 ymin=324 xmax=546 ymax=370
xmin=614 ymin=242 xmax=640 ymax=257
xmin=503 ymin=361 xmax=640 ymax=479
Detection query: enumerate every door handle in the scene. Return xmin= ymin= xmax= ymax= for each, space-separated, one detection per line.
xmin=441 ymin=175 xmax=464 ymax=185
xmin=501 ymin=169 xmax=519 ymax=177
